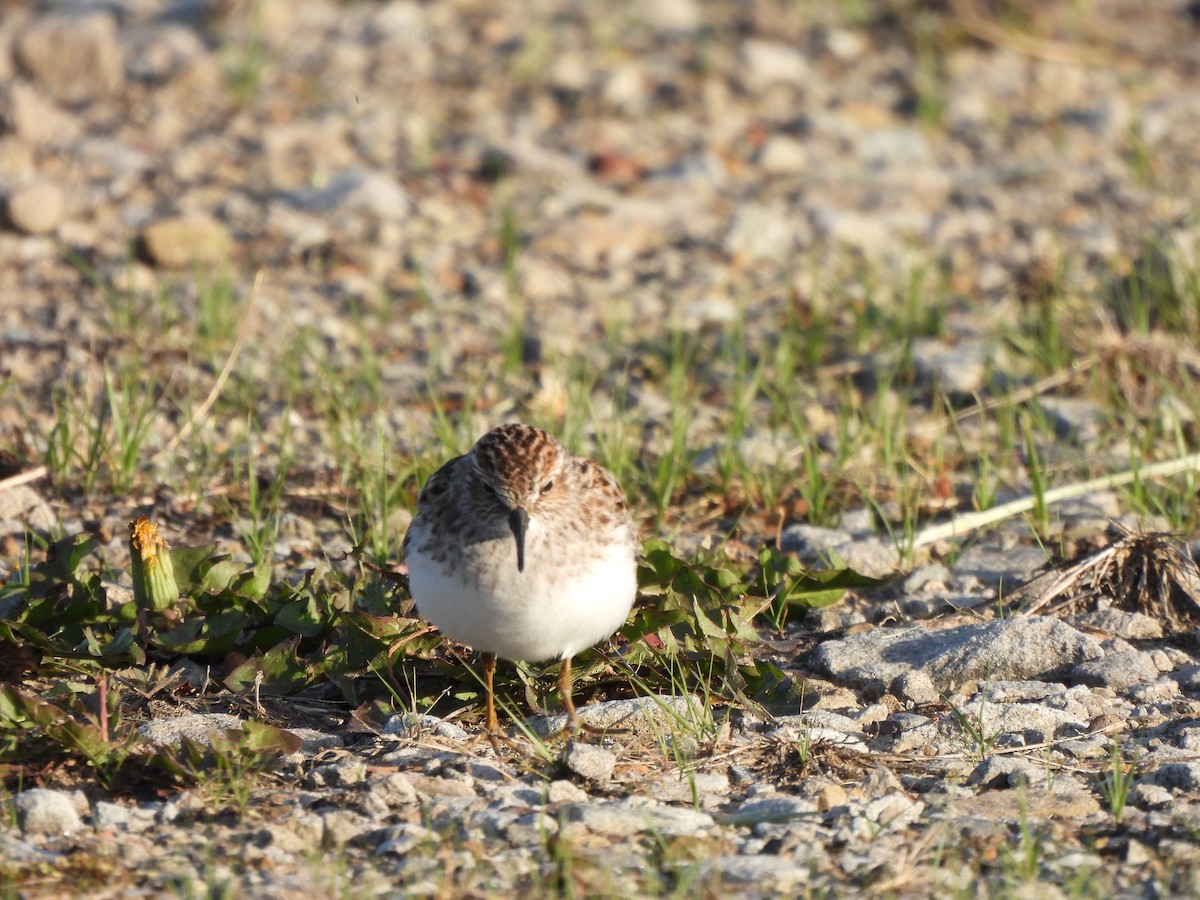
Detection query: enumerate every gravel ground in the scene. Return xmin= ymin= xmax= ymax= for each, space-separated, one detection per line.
xmin=4 ymin=0 xmax=1200 ymax=896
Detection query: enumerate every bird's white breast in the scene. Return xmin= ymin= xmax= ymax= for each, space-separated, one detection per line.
xmin=407 ymin=517 xmax=637 ymax=662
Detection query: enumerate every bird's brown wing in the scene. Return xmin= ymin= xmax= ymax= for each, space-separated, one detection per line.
xmin=401 ymin=452 xmax=466 ymax=558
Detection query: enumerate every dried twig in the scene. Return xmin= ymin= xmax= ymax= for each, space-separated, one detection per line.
xmin=951 ymin=0 xmax=1109 ymax=66
xmin=0 ymin=466 xmax=47 ymax=492
xmin=913 ymin=450 xmax=1200 ymax=548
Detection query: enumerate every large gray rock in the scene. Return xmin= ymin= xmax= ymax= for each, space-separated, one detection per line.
xmin=813 ymin=617 xmax=1104 ymax=693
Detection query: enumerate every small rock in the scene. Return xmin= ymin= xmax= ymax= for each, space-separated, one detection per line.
xmin=139 ymin=713 xmax=244 ymax=746
xmin=967 ymin=755 xmax=1044 ymax=790
xmin=740 ymin=40 xmax=808 ymax=86
xmin=952 ymin=540 xmax=1049 ymax=588
xmin=910 ymin=338 xmax=990 ymax=397
xmin=15 ymin=789 xmax=82 ymax=837
xmin=756 ymin=135 xmax=808 ymax=175
xmin=92 ymin=801 xmax=132 ymax=831
xmin=816 ymin=783 xmax=848 ymax=811
xmin=639 ymin=0 xmax=700 ymax=32
xmin=863 ymin=793 xmax=923 ymax=828
xmin=859 ymin=127 xmax=932 ymax=168
xmin=893 ymin=671 xmax=940 ymax=706
xmin=382 ymin=713 xmax=470 ymax=742
xmin=372 ymin=772 xmax=420 ymax=806
xmin=310 ymin=758 xmax=367 ymax=787
xmin=1070 ymin=609 xmax=1163 ymax=641
xmin=781 ymin=524 xmax=900 ymax=579
xmin=725 ymin=203 xmax=801 ymax=263
xmin=4 ymin=182 xmax=65 ymax=235
xmin=562 ymin=800 xmax=713 ymax=837
xmin=824 ymin=28 xmax=866 ymax=60
xmin=139 ymin=214 xmax=231 ymax=268
xmin=537 ymin=694 xmax=702 ymax=736
xmin=1038 ymin=397 xmax=1105 ymax=448
xmin=1152 ymin=761 xmax=1200 ymax=793
xmin=1072 ymin=649 xmax=1160 ymax=691
xmin=722 ymin=795 xmax=817 ymax=826
xmin=903 ymin=564 xmax=952 ymax=594
xmin=15 ymin=13 xmax=124 ymax=105
xmin=0 ymin=485 xmax=41 ymax=519
xmin=691 ymin=855 xmax=808 ymax=891
xmin=547 ymin=779 xmax=588 ymax=803
xmin=1 ymin=81 xmax=80 ymax=145
xmin=277 ymin=169 xmax=411 ymax=220
xmin=563 ymin=742 xmax=616 ymax=782
xmin=1129 ymin=781 xmax=1172 ymax=810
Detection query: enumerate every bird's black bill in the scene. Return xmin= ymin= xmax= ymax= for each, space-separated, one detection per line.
xmin=508 ymin=507 xmax=529 ymax=572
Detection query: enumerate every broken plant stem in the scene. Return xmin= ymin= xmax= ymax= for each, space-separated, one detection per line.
xmin=913 ymin=450 xmax=1200 ymax=548
xmin=0 ymin=466 xmax=47 ymax=492
xmin=98 ymin=675 xmax=109 ymax=744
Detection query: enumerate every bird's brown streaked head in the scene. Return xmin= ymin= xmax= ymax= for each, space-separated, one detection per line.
xmin=470 ymin=424 xmax=569 ymax=572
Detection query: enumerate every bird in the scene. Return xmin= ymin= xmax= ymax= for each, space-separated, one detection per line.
xmin=404 ymin=423 xmax=638 ymax=743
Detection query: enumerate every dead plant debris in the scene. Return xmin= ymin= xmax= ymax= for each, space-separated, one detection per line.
xmin=1015 ymin=524 xmax=1200 ymax=633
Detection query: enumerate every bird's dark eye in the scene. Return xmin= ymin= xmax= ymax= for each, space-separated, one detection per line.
xmin=541 ymin=480 xmax=554 ymax=494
